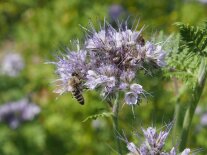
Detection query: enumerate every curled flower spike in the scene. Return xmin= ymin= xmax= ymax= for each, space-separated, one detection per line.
xmin=0 ymin=53 xmax=24 ymax=77
xmin=124 ymin=127 xmax=191 ymax=155
xmin=127 ymin=142 xmax=140 ymax=155
xmin=52 ymin=44 xmax=89 ymax=95
xmin=51 ymin=19 xmax=167 ymax=106
xmin=0 ymin=98 xmax=40 ymax=129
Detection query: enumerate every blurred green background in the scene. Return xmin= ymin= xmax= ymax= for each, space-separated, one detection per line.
xmin=0 ymin=0 xmax=207 ymax=154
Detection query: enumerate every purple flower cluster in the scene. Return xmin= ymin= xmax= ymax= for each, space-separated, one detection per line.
xmin=0 ymin=53 xmax=24 ymax=77
xmin=126 ymin=127 xmax=190 ymax=155
xmin=108 ymin=4 xmax=124 ymax=20
xmin=52 ymin=20 xmax=166 ymax=105
xmin=0 ymin=98 xmax=40 ymax=129
xmin=53 ymin=45 xmax=89 ymax=95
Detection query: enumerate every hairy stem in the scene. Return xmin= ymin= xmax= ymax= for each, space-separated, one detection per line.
xmin=172 ymin=85 xmax=187 ymax=145
xmin=179 ymin=58 xmax=206 ymax=151
xmin=172 ymin=77 xmax=180 ymax=142
xmin=172 ymin=99 xmax=180 ymax=143
xmin=112 ymin=93 xmax=122 ymax=155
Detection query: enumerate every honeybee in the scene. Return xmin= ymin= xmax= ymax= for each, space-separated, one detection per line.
xmin=137 ymin=35 xmax=145 ymax=46
xmin=68 ymin=72 xmax=84 ymax=105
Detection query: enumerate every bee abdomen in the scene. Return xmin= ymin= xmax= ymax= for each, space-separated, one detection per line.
xmin=72 ymin=90 xmax=84 ymax=105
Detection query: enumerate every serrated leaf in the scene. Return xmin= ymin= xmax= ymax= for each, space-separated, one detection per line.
xmin=176 ymin=23 xmax=207 ymax=57
xmin=82 ymin=112 xmax=113 ymax=122
xmin=165 ymin=22 xmax=207 ymax=89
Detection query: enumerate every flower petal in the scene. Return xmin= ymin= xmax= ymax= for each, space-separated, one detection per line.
xmin=125 ymin=92 xmax=138 ymax=105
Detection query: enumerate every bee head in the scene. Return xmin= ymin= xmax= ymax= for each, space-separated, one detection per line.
xmin=71 ymin=72 xmax=78 ymax=76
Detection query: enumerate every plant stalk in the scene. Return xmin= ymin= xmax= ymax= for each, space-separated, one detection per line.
xmin=172 ymin=99 xmax=181 ymax=142
xmin=179 ymin=58 xmax=206 ymax=151
xmin=112 ymin=93 xmax=122 ymax=155
xmin=172 ymin=85 xmax=188 ymax=145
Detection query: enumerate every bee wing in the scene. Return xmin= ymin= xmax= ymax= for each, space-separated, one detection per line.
xmin=54 ymin=87 xmax=66 ymax=95
xmin=54 ymin=84 xmax=73 ymax=95
xmin=67 ymin=85 xmax=73 ymax=92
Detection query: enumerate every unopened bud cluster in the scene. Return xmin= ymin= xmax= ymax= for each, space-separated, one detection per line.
xmin=52 ymin=20 xmax=166 ymax=105
xmin=126 ymin=127 xmax=190 ymax=155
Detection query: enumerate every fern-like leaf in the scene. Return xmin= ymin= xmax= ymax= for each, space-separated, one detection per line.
xmin=82 ymin=112 xmax=113 ymax=122
xmin=165 ymin=22 xmax=207 ymax=88
xmin=175 ymin=22 xmax=207 ymax=57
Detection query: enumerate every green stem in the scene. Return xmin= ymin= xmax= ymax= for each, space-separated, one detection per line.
xmin=172 ymin=99 xmax=181 ymax=142
xmin=112 ymin=93 xmax=122 ymax=155
xmin=179 ymin=58 xmax=206 ymax=151
xmin=172 ymin=77 xmax=180 ymax=142
xmin=172 ymin=85 xmax=187 ymax=144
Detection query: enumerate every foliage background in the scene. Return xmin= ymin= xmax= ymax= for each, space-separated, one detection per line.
xmin=0 ymin=0 xmax=207 ymax=154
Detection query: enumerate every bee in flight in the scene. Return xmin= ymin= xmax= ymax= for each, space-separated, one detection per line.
xmin=68 ymin=72 xmax=84 ymax=105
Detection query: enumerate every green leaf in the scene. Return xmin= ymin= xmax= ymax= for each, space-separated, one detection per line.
xmin=166 ymin=22 xmax=207 ymax=88
xmin=175 ymin=22 xmax=207 ymax=57
xmin=82 ymin=112 xmax=113 ymax=122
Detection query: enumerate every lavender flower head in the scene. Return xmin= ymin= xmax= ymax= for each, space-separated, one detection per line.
xmin=125 ymin=127 xmax=190 ymax=155
xmin=84 ymin=20 xmax=166 ymax=105
xmin=200 ymin=112 xmax=207 ymax=126
xmin=52 ymin=44 xmax=89 ymax=95
xmin=198 ymin=0 xmax=207 ymax=4
xmin=52 ymin=20 xmax=166 ymax=105
xmin=0 ymin=98 xmax=40 ymax=129
xmin=0 ymin=53 xmax=24 ymax=77
xmin=108 ymin=4 xmax=124 ymax=20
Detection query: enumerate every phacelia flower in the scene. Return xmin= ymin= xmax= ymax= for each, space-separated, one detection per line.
xmin=124 ymin=127 xmax=190 ymax=155
xmin=52 ymin=19 xmax=166 ymax=106
xmin=0 ymin=98 xmax=40 ymax=129
xmin=198 ymin=0 xmax=207 ymax=5
xmin=145 ymin=41 xmax=166 ymax=67
xmin=0 ymin=53 xmax=24 ymax=77
xmin=108 ymin=4 xmax=124 ymax=20
xmin=52 ymin=44 xmax=89 ymax=95
xmin=200 ymin=112 xmax=207 ymax=126
xmin=125 ymin=92 xmax=138 ymax=105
